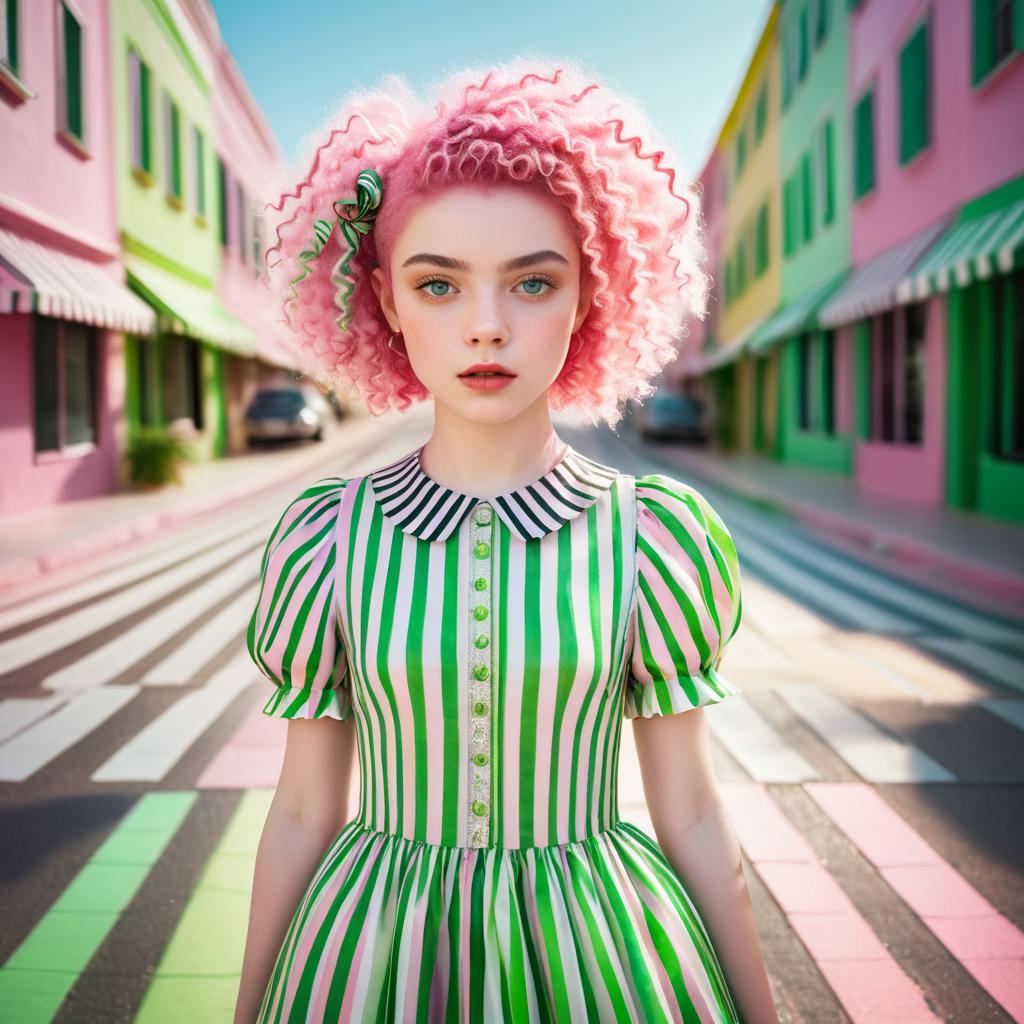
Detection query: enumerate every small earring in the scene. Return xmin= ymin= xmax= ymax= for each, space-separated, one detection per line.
xmin=387 ymin=332 xmax=401 ymax=352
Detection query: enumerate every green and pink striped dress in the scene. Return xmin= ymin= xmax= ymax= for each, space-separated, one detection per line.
xmin=246 ymin=438 xmax=743 ymax=1023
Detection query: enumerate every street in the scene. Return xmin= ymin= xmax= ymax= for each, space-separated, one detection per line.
xmin=1 ymin=419 xmax=1022 ymax=1024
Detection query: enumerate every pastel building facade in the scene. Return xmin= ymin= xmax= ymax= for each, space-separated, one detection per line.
xmin=0 ymin=0 xmax=156 ymax=516
xmin=677 ymin=0 xmax=1024 ymax=525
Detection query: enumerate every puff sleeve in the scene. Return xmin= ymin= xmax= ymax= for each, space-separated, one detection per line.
xmin=624 ymin=473 xmax=743 ymax=719
xmin=246 ymin=477 xmax=353 ymax=721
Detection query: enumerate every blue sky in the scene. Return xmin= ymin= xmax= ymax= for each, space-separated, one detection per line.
xmin=211 ymin=0 xmax=770 ymax=178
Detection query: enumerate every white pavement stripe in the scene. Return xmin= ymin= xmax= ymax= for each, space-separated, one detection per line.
xmin=980 ymin=699 xmax=1024 ymax=733
xmin=91 ymin=650 xmax=257 ymax=783
xmin=736 ymin=534 xmax=921 ymax=634
xmin=740 ymin=576 xmax=835 ymax=640
xmin=0 ymin=695 xmax=67 ymax=743
xmin=43 ymin=559 xmax=257 ymax=691
xmin=0 ymin=686 xmax=139 ymax=782
xmin=141 ymin=585 xmax=259 ymax=685
xmin=915 ymin=636 xmax=1024 ymax=694
xmin=0 ymin=509 xmax=268 ymax=633
xmin=0 ymin=526 xmax=265 ymax=677
xmin=707 ymin=696 xmax=821 ymax=783
xmin=775 ymin=683 xmax=957 ymax=783
xmin=733 ymin=509 xmax=1024 ymax=651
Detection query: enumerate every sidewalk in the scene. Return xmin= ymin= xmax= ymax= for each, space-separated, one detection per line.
xmin=0 ymin=410 xmax=395 ymax=596
xmin=620 ymin=435 xmax=1024 ymax=612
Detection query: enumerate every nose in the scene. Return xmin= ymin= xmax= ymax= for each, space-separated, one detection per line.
xmin=463 ymin=289 xmax=509 ymax=347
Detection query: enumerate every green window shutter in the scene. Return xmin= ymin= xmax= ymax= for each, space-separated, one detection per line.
xmin=822 ymin=118 xmax=835 ymax=224
xmin=815 ymin=0 xmax=831 ymax=47
xmin=171 ymin=101 xmax=182 ymax=197
xmin=801 ymin=151 xmax=814 ymax=243
xmin=1016 ymin=0 xmax=1024 ymax=52
xmin=783 ymin=175 xmax=794 ymax=256
xmin=62 ymin=3 xmax=83 ymax=141
xmin=755 ymin=81 xmax=767 ymax=144
xmin=5 ymin=0 xmax=18 ymax=75
xmin=781 ymin=20 xmax=793 ymax=108
xmin=195 ymin=127 xmax=205 ymax=215
xmin=140 ymin=61 xmax=151 ymax=172
xmin=736 ymin=129 xmax=746 ymax=178
xmin=899 ymin=15 xmax=930 ymax=164
xmin=854 ymin=87 xmax=875 ymax=199
xmin=756 ymin=202 xmax=769 ymax=275
xmin=798 ymin=5 xmax=810 ymax=81
xmin=973 ymin=0 xmax=995 ymax=82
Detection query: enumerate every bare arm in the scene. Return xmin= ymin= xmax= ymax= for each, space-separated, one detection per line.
xmin=233 ymin=716 xmax=357 ymax=1023
xmin=633 ymin=708 xmax=778 ymax=1024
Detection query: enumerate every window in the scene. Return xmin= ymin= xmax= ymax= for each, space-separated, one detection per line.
xmin=217 ymin=156 xmax=229 ymax=246
xmin=735 ymin=128 xmax=746 ymax=179
xmin=58 ymin=1 xmax=85 ymax=144
xmin=755 ymin=202 xmax=770 ymax=276
xmin=163 ymin=91 xmax=182 ymax=200
xmin=192 ymin=125 xmax=206 ymax=217
xmin=754 ymin=80 xmax=767 ymax=144
xmin=34 ymin=316 xmax=97 ymax=452
xmin=161 ymin=335 xmax=203 ymax=430
xmin=781 ymin=18 xmax=793 ymax=109
xmin=2 ymin=0 xmax=20 ymax=76
xmin=236 ymin=180 xmax=246 ymax=260
xmin=814 ymin=0 xmax=831 ymax=47
xmin=798 ymin=330 xmax=837 ymax=434
xmin=819 ymin=118 xmax=835 ymax=225
xmin=973 ymin=0 xmax=1022 ymax=85
xmin=854 ymin=86 xmax=875 ymax=199
xmin=872 ymin=303 xmax=926 ymax=444
xmin=783 ymin=172 xmax=796 ymax=256
xmin=798 ymin=4 xmax=810 ymax=81
xmin=798 ymin=332 xmax=814 ymax=430
xmin=251 ymin=205 xmax=263 ymax=271
xmin=899 ymin=13 xmax=931 ymax=164
xmin=128 ymin=47 xmax=152 ymax=174
xmin=801 ymin=150 xmax=814 ymax=244
xmin=990 ymin=267 xmax=1024 ymax=460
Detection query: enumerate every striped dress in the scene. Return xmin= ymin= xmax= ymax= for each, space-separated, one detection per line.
xmin=246 ymin=439 xmax=744 ymax=1024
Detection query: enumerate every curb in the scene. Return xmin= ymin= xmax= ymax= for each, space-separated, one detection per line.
xmin=0 ymin=440 xmax=350 ymax=595
xmin=621 ymin=434 xmax=1024 ymax=609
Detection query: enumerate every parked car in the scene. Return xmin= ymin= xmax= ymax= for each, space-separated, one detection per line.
xmin=244 ymin=385 xmax=331 ymax=445
xmin=632 ymin=390 xmax=710 ymax=443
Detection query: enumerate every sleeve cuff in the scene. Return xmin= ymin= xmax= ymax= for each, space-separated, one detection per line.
xmin=623 ymin=663 xmax=740 ymax=720
xmin=262 ymin=683 xmax=354 ymax=722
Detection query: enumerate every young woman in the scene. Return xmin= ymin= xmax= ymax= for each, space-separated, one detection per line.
xmin=235 ymin=58 xmax=778 ymax=1023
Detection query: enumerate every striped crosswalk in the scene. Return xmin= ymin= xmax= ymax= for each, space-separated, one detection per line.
xmin=1 ymin=465 xmax=1023 ymax=1023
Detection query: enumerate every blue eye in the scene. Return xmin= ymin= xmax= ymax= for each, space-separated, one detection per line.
xmin=424 ymin=280 xmax=451 ymax=298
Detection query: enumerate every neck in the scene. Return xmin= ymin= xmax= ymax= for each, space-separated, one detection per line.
xmin=420 ymin=397 xmax=565 ymax=498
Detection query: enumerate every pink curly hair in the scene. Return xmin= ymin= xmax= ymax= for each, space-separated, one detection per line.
xmin=261 ymin=56 xmax=708 ymax=428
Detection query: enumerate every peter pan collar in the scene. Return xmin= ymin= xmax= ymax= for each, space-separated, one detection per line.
xmin=368 ymin=439 xmax=620 ymax=542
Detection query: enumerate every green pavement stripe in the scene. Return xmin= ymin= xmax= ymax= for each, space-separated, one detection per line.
xmin=135 ymin=789 xmax=273 ymax=1024
xmin=0 ymin=792 xmax=196 ymax=1023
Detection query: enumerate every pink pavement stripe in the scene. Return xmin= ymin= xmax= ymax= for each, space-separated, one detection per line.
xmin=196 ymin=706 xmax=285 ymax=789
xmin=806 ymin=782 xmax=1024 ymax=1022
xmin=718 ymin=782 xmax=942 ymax=1024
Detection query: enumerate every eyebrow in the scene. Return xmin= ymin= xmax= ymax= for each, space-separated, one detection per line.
xmin=400 ymin=249 xmax=570 ymax=273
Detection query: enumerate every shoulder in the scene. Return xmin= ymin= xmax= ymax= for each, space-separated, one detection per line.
xmin=260 ymin=476 xmax=350 ymax=569
xmin=634 ymin=471 xmax=726 ymax=534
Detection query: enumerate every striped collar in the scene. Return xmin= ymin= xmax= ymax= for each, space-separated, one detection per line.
xmin=368 ymin=439 xmax=620 ymax=542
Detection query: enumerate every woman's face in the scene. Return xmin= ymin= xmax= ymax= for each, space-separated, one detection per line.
xmin=371 ymin=182 xmax=592 ymax=424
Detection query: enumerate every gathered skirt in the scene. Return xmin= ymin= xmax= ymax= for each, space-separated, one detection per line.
xmin=257 ymin=817 xmax=740 ymax=1024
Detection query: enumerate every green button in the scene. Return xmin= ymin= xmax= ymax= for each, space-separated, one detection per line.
xmin=472 ymin=752 xmax=489 ymax=766
xmin=474 ymin=542 xmax=490 ymax=559
xmin=473 ymin=829 xmax=484 ymax=844
xmin=473 ymin=700 xmax=489 ymax=716
xmin=474 ymin=576 xmax=487 ymax=591
xmin=474 ymin=507 xmax=492 ymax=526
xmin=472 ymin=799 xmax=488 ymax=817
xmin=473 ymin=664 xmax=489 ymax=681
xmin=472 ymin=605 xmax=488 ymax=621
xmin=474 ymin=634 xmax=489 ymax=649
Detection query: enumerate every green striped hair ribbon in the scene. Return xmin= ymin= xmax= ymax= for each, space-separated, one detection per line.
xmin=288 ymin=168 xmax=384 ymax=332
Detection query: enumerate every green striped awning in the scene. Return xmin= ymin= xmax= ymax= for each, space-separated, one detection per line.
xmin=747 ymin=269 xmax=847 ymax=355
xmin=124 ymin=255 xmax=258 ymax=357
xmin=897 ymin=196 xmax=1024 ymax=303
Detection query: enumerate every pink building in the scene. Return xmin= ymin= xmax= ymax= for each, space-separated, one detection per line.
xmin=0 ymin=0 xmax=156 ymax=517
xmin=819 ymin=0 xmax=1024 ymax=511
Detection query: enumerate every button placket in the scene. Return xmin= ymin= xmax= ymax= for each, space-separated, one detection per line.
xmin=467 ymin=502 xmax=493 ymax=848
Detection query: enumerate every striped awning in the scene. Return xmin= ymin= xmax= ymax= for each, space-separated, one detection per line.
xmin=819 ymin=217 xmax=951 ymax=328
xmin=897 ymin=195 xmax=1024 ymax=303
xmin=125 ymin=255 xmax=257 ymax=357
xmin=747 ymin=269 xmax=847 ymax=354
xmin=0 ymin=227 xmax=156 ymax=334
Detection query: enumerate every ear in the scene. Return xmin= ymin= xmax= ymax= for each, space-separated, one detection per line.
xmin=370 ymin=266 xmax=400 ymax=333
xmin=572 ymin=272 xmax=594 ymax=334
